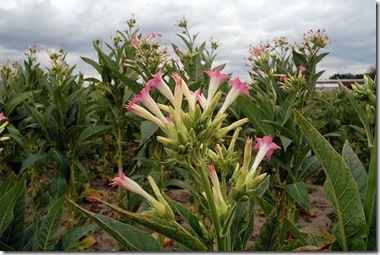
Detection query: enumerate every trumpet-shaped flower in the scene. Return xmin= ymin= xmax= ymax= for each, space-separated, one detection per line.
xmin=299 ymin=65 xmax=306 ymax=74
xmin=110 ymin=169 xmax=167 ymax=217
xmin=248 ymin=135 xmax=281 ymax=178
xmin=219 ymin=77 xmax=249 ymax=115
xmin=149 ymin=69 xmax=175 ymax=105
xmin=129 ymin=85 xmax=167 ymax=124
xmin=0 ymin=113 xmax=8 ymax=121
xmin=204 ymin=68 xmax=230 ymax=105
xmin=125 ymin=102 xmax=166 ymax=129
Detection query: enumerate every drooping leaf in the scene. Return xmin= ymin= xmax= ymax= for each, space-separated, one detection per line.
xmin=294 ymin=109 xmax=367 ymax=251
xmin=70 ymin=204 xmax=162 ymax=251
xmin=70 ymin=198 xmax=207 ymax=251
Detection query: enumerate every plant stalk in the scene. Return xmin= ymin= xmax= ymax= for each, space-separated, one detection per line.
xmin=364 ymin=135 xmax=376 ymax=245
xmin=198 ymin=163 xmax=225 ymax=251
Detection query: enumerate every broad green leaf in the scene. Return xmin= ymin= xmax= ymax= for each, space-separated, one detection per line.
xmin=0 ymin=175 xmax=26 ymax=237
xmin=70 ymin=204 xmax=162 ymax=251
xmin=285 ymin=182 xmax=310 ymax=212
xmin=35 ymin=195 xmax=65 ymax=251
xmin=56 ymin=224 xmax=97 ymax=251
xmin=50 ymin=172 xmax=67 ymax=197
xmin=237 ymin=96 xmax=274 ymax=135
xmin=140 ymin=121 xmax=159 ymax=144
xmin=0 ymin=184 xmax=26 ymax=250
xmin=74 ymin=125 xmax=112 ymax=150
xmin=70 ymin=198 xmax=207 ymax=251
xmin=0 ymin=175 xmax=15 ymax=196
xmin=19 ymin=153 xmax=49 ymax=174
xmin=252 ymin=190 xmax=285 ymax=251
xmin=8 ymin=90 xmax=40 ymax=114
xmin=294 ymin=109 xmax=366 ymax=251
xmin=0 ymin=240 xmax=15 ymax=251
xmin=230 ymin=199 xmax=253 ymax=251
xmin=342 ymin=140 xmax=367 ymax=205
xmin=252 ymin=191 xmax=308 ymax=251
xmin=53 ymin=87 xmax=67 ymax=122
xmin=297 ymin=155 xmax=320 ymax=182
xmin=170 ymin=201 xmax=208 ymax=244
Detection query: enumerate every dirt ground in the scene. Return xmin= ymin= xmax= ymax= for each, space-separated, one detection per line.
xmin=85 ymin=180 xmax=335 ymax=251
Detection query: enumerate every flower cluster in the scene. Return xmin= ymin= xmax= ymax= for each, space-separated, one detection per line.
xmin=112 ymin=68 xmax=255 ymax=218
xmin=123 ymin=32 xmax=169 ymax=71
xmin=230 ymin=135 xmax=280 ymax=201
xmin=126 ymin=68 xmax=249 ymax=158
xmin=295 ymin=29 xmax=331 ymax=55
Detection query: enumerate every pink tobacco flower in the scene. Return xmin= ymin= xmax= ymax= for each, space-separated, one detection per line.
xmin=249 ymin=135 xmax=281 ymax=176
xmin=299 ymin=66 xmax=307 ymax=74
xmin=110 ymin=169 xmax=166 ymax=217
xmin=219 ymin=77 xmax=249 ymax=114
xmin=130 ymin=86 xmax=167 ymax=124
xmin=204 ymin=68 xmax=230 ymax=105
xmin=0 ymin=113 xmax=8 ymax=121
xmin=110 ymin=169 xmax=155 ymax=202
xmin=279 ymin=74 xmax=287 ymax=82
xmin=148 ymin=69 xmax=175 ymax=105
xmin=125 ymin=102 xmax=166 ymax=129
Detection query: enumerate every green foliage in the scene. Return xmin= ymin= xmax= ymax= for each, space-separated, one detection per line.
xmin=294 ymin=110 xmax=368 ymax=251
xmin=0 ymin=175 xmax=95 ymax=251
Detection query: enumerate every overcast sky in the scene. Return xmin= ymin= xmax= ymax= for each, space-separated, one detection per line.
xmin=0 ymin=0 xmax=376 ymax=81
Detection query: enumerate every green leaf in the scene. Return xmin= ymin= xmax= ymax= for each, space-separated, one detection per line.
xmin=252 ymin=191 xmax=308 ymax=251
xmin=0 ymin=182 xmax=26 ymax=250
xmin=0 ymin=175 xmax=26 ymax=237
xmin=72 ymin=204 xmax=162 ymax=251
xmin=50 ymin=172 xmax=67 ymax=197
xmin=294 ymin=109 xmax=366 ymax=251
xmin=237 ymin=96 xmax=273 ymax=135
xmin=19 ymin=153 xmax=49 ymax=174
xmin=140 ymin=121 xmax=159 ymax=144
xmin=57 ymin=224 xmax=97 ymax=251
xmin=70 ymin=198 xmax=207 ymax=251
xmin=285 ymin=182 xmax=310 ymax=212
xmin=252 ymin=190 xmax=285 ymax=251
xmin=342 ymin=140 xmax=367 ymax=206
xmin=74 ymin=125 xmax=112 ymax=150
xmin=35 ymin=195 xmax=65 ymax=251
xmin=7 ymin=90 xmax=40 ymax=114
xmin=171 ymin=201 xmax=208 ymax=243
xmin=297 ymin=155 xmax=320 ymax=182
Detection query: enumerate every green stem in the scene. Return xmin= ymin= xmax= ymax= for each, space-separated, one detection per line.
xmin=198 ymin=164 xmax=225 ymax=251
xmin=364 ymin=135 xmax=376 ymax=245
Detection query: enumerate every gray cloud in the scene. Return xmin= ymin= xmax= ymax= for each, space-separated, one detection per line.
xmin=0 ymin=0 xmax=376 ymax=81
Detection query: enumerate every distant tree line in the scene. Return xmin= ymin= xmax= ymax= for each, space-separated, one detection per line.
xmin=329 ymin=64 xmax=376 ymax=80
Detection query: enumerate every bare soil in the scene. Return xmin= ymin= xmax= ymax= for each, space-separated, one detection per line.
xmin=84 ymin=179 xmax=335 ymax=251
